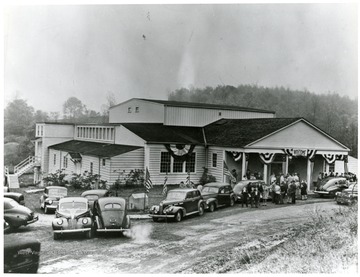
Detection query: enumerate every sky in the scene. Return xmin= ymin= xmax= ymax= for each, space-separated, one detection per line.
xmin=3 ymin=3 xmax=358 ymax=113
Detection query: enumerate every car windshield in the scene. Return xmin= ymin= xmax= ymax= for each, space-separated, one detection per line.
xmin=166 ymin=191 xmax=187 ymax=201
xmin=201 ymin=187 xmax=219 ymax=193
xmin=4 ymin=199 xmax=18 ymax=210
xmin=59 ymin=201 xmax=87 ymax=212
xmin=84 ymin=195 xmax=99 ymax=201
xmin=48 ymin=188 xmax=67 ymax=197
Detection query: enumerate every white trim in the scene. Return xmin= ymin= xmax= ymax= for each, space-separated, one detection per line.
xmin=245 ymin=118 xmax=350 ymax=151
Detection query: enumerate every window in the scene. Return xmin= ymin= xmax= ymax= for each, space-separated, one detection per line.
xmin=328 ymin=163 xmax=335 ymax=173
xmin=160 ymin=151 xmax=196 ymax=173
xmin=102 ymin=159 xmax=106 ymax=166
xmin=219 ymin=112 xmax=222 ymax=116
xmin=135 ymin=107 xmax=139 ymax=113
xmin=128 ymin=107 xmax=132 ymax=113
xmin=90 ymin=162 xmax=93 ymax=175
xmin=185 ymin=153 xmax=196 ymax=173
xmin=160 ymin=152 xmax=171 ymax=173
xmin=54 ymin=154 xmax=56 ymax=165
xmin=63 ymin=157 xmax=68 ymax=168
xmin=173 ymin=156 xmax=184 ymax=173
xmin=212 ymin=153 xmax=217 ymax=167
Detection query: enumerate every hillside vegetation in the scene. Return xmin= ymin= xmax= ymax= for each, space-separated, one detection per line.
xmin=169 ymin=85 xmax=358 ymax=157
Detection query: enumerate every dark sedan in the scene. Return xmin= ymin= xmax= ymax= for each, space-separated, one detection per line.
xmin=93 ymin=197 xmax=131 ymax=234
xmin=4 ymin=192 xmax=25 ymax=205
xmin=4 ymin=236 xmax=41 ymax=273
xmin=201 ymin=182 xmax=236 ymax=212
xmin=4 ymin=198 xmax=38 ymax=230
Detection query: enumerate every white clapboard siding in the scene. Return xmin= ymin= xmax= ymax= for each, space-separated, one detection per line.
xmin=165 ymin=106 xmax=274 ymax=127
xmin=148 ymin=144 xmax=206 ymax=185
xmin=207 ymin=147 xmax=224 ymax=182
xmin=109 ymin=148 xmax=145 ymax=184
xmin=82 ymin=155 xmax=100 ymax=176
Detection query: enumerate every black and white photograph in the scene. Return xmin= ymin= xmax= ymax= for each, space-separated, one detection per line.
xmin=2 ymin=1 xmax=358 ymax=274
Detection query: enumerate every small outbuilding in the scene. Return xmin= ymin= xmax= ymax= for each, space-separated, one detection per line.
xmin=128 ymin=193 xmax=148 ymax=210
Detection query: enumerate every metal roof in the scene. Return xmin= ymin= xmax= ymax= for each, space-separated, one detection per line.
xmin=110 ymin=98 xmax=275 ymax=114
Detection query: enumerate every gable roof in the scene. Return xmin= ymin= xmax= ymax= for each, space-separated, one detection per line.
xmin=110 ymin=98 xmax=275 ymax=114
xmin=49 ymin=140 xmax=142 ymax=158
xmin=121 ymin=123 xmax=204 ymax=144
xmin=204 ymin=118 xmax=301 ymax=148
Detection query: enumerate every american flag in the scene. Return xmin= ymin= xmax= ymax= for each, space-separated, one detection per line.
xmin=223 ymin=161 xmax=236 ymax=182
xmin=162 ymin=175 xmax=168 ymax=196
xmin=144 ymin=167 xmax=153 ymax=193
xmin=185 ymin=170 xmax=192 ymax=187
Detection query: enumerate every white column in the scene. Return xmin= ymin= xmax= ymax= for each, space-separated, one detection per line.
xmin=285 ymin=155 xmax=289 ymax=175
xmin=223 ymin=150 xmax=226 ymax=182
xmin=263 ymin=164 xmax=268 ymax=184
xmin=306 ymin=158 xmax=312 ymax=192
xmin=241 ymin=152 xmax=246 ymax=180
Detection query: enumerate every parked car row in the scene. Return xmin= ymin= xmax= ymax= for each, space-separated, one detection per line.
xmin=149 ymin=182 xmax=237 ymax=222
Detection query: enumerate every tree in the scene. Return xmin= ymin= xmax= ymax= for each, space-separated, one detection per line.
xmin=63 ymin=97 xmax=86 ymax=119
xmin=4 ymin=99 xmax=35 ymax=137
xmin=101 ymin=92 xmax=117 ymax=116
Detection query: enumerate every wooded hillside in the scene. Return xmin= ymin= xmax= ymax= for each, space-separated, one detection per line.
xmin=168 ymin=85 xmax=358 ymax=157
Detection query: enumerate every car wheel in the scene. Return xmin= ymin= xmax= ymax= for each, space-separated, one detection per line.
xmin=230 ymin=198 xmax=235 ymax=207
xmin=209 ymin=203 xmax=215 ymax=212
xmin=174 ymin=211 xmax=182 ymax=222
xmin=152 ymin=217 xmax=159 ymax=222
xmin=53 ymin=233 xmax=60 ymax=240
xmin=44 ymin=205 xmax=49 ymax=214
xmin=198 ymin=204 xmax=204 ymax=216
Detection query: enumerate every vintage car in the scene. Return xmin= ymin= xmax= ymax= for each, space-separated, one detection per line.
xmin=40 ymin=186 xmax=68 ymax=214
xmin=335 ymin=183 xmax=358 ymax=205
xmin=4 ymin=198 xmax=38 ymax=230
xmin=4 ymin=192 xmax=25 ymax=205
xmin=233 ymin=180 xmax=266 ymax=201
xmin=81 ymin=189 xmax=112 ymax=209
xmin=52 ymin=197 xmax=93 ymax=240
xmin=201 ymin=182 xmax=236 ymax=212
xmin=314 ymin=177 xmax=348 ymax=197
xmin=4 ymin=236 xmax=41 ymax=273
xmin=149 ymin=188 xmax=205 ymax=222
xmin=93 ymin=197 xmax=131 ymax=233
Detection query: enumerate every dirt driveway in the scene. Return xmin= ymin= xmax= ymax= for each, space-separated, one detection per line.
xmin=5 ymin=198 xmax=338 ymax=273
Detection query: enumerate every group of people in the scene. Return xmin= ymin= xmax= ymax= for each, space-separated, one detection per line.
xmin=317 ymin=171 xmax=357 ymax=183
xmin=239 ymin=172 xmax=308 ymax=208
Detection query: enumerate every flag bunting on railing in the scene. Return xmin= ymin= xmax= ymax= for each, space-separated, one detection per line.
xmin=259 ymin=153 xmax=276 ymax=164
xmin=223 ymin=161 xmax=236 ymax=182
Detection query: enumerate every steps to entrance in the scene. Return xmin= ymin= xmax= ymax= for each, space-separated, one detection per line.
xmin=7 ymin=174 xmax=20 ymax=189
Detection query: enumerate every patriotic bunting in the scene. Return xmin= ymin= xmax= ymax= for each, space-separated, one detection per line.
xmin=164 ymin=144 xmax=196 ymax=161
xmin=259 ymin=153 xmax=276 ymax=164
xmin=231 ymin=151 xmax=242 ymax=162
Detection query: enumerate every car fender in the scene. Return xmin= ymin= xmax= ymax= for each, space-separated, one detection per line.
xmin=5 ymin=215 xmax=26 ymax=227
xmin=52 ymin=218 xmax=69 ymax=230
xmin=198 ymin=199 xmax=206 ymax=209
xmin=205 ymin=198 xmax=217 ymax=207
xmin=170 ymin=206 xmax=186 ymax=216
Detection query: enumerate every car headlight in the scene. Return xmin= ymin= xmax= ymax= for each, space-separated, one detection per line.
xmin=48 ymin=200 xmax=53 ymax=204
xmin=57 ymin=219 xmax=63 ymax=225
xmin=82 ymin=218 xmax=88 ymax=224
xmin=335 ymin=192 xmax=340 ymax=196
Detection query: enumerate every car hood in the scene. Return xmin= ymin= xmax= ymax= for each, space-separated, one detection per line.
xmin=6 ymin=205 xmax=33 ymax=216
xmin=46 ymin=196 xmax=63 ymax=201
xmin=160 ymin=199 xmax=184 ymax=207
xmin=100 ymin=210 xmax=126 ymax=227
xmin=57 ymin=210 xmax=90 ymax=219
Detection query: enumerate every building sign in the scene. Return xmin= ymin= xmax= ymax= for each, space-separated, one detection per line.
xmin=292 ymin=149 xmax=307 ymax=157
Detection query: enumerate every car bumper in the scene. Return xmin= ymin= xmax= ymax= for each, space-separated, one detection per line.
xmin=53 ymin=228 xmax=91 ymax=234
xmin=96 ymin=228 xmax=130 ymax=233
xmin=27 ymin=215 xmax=39 ymax=225
xmin=314 ymin=190 xmax=330 ymax=195
xmin=46 ymin=205 xmax=58 ymax=210
xmin=149 ymin=214 xmax=175 ymax=218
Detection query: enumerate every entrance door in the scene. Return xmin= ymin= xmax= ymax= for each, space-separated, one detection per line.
xmin=270 ymin=163 xmax=283 ymax=176
xmin=75 ymin=162 xmax=81 ymax=175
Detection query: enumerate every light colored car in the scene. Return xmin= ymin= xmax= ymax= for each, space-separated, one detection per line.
xmin=52 ymin=197 xmax=93 ymax=240
xmin=335 ymin=183 xmax=358 ymax=205
xmin=314 ymin=177 xmax=348 ymax=197
xmin=40 ymin=186 xmax=68 ymax=214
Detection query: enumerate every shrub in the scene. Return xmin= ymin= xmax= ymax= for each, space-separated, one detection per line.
xmin=43 ymin=169 xmax=68 ymax=186
xmin=69 ymin=171 xmax=107 ymax=190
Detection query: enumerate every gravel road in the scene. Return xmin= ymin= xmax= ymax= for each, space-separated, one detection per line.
xmin=4 ymin=198 xmax=338 ymax=273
